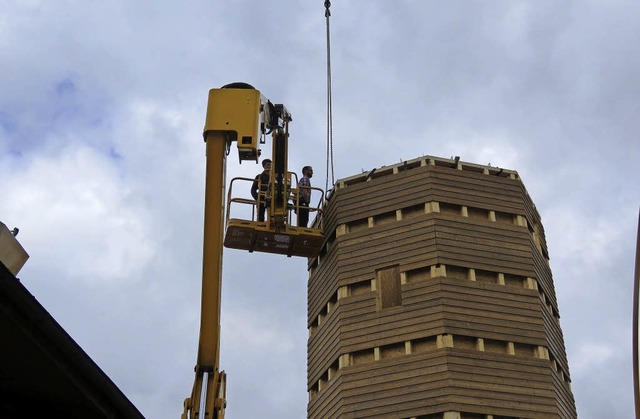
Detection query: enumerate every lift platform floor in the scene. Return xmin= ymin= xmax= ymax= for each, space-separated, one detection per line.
xmin=224 ymin=219 xmax=323 ymax=258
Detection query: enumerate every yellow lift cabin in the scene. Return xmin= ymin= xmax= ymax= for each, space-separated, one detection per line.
xmin=206 ymin=83 xmax=324 ymax=257
xmin=183 ymin=83 xmax=324 ymax=419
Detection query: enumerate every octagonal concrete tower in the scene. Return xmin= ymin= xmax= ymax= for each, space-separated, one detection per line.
xmin=307 ymin=156 xmax=576 ymax=419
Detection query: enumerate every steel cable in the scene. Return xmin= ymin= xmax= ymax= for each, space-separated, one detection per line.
xmin=324 ymin=0 xmax=335 ymax=195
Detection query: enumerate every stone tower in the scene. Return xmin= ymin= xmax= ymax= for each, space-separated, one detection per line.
xmin=306 ymin=156 xmax=576 ymax=419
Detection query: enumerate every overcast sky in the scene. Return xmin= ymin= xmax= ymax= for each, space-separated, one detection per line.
xmin=1 ymin=1 xmax=639 ymax=418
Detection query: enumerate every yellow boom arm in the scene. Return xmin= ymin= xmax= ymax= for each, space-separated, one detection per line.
xmin=182 ymin=84 xmax=262 ymax=419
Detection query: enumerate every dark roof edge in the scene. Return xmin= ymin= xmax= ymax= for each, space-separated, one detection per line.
xmin=0 ymin=262 xmax=146 ymax=419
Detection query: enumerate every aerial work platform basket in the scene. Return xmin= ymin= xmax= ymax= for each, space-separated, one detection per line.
xmin=223 ymin=176 xmax=324 ymax=258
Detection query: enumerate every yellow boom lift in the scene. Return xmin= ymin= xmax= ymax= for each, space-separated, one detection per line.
xmin=182 ymin=83 xmax=324 ymax=418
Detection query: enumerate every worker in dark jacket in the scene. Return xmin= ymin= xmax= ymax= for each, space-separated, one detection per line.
xmin=297 ymin=166 xmax=313 ymax=227
xmin=251 ymin=159 xmax=272 ymax=222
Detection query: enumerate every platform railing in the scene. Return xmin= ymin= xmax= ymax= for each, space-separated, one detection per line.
xmin=226 ymin=175 xmax=324 ymax=229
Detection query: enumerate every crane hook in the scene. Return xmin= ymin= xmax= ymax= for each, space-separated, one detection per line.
xmin=324 ymin=0 xmax=331 ymax=17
